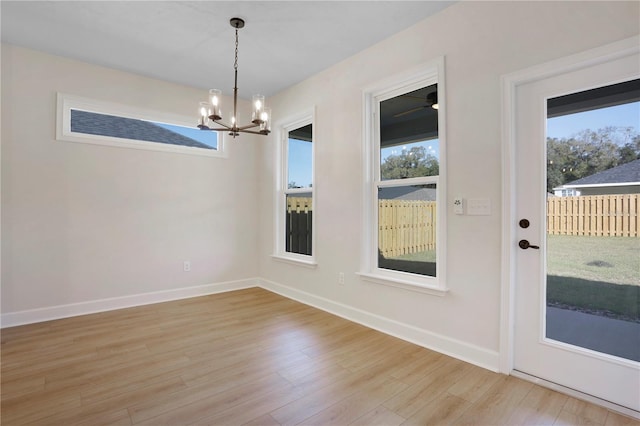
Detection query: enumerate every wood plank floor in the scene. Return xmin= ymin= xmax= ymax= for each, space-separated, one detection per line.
xmin=1 ymin=288 xmax=638 ymax=425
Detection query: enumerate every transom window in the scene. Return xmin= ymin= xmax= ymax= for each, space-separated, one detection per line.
xmin=57 ymin=93 xmax=223 ymax=157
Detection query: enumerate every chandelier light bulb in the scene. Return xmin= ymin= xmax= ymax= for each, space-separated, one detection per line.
xmin=260 ymin=108 xmax=271 ymax=132
xmin=208 ymin=89 xmax=222 ymax=120
xmin=198 ymin=102 xmax=211 ymax=128
xmin=252 ymin=94 xmax=265 ymax=124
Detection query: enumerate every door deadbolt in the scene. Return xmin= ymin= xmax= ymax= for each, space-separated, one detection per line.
xmin=519 ymin=219 xmax=530 ymax=228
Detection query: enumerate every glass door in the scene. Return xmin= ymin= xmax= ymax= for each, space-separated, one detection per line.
xmin=512 ymin=46 xmax=640 ymax=413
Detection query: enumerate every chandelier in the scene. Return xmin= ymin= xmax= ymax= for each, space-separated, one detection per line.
xmin=198 ymin=17 xmax=271 ymax=138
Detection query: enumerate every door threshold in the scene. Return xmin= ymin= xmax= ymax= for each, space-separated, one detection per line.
xmin=511 ymin=370 xmax=640 ymax=420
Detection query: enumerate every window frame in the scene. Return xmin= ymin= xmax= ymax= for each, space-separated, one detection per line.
xmin=359 ymin=58 xmax=448 ymax=296
xmin=272 ymin=110 xmax=317 ymax=267
xmin=56 ymin=93 xmax=225 ymax=157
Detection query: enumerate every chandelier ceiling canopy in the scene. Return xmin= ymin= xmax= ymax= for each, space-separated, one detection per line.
xmin=198 ymin=17 xmax=270 ymax=138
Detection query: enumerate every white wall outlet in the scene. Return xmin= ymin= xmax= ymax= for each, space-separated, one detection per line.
xmin=453 ymin=197 xmax=464 ymax=215
xmin=183 ymin=260 xmax=191 ymax=272
xmin=338 ymin=272 xmax=345 ymax=285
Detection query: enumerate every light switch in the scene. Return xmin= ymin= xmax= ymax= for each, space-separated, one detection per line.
xmin=467 ymin=198 xmax=491 ymax=215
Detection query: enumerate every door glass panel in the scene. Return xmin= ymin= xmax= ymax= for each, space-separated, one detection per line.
xmin=545 ymin=79 xmax=640 ymax=361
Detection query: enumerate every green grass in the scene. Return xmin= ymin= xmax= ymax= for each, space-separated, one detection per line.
xmin=386 ymin=236 xmax=639 ymax=321
xmin=547 ymin=235 xmax=639 ymax=321
xmin=547 ymin=276 xmax=639 ymax=321
xmin=392 ymin=250 xmax=436 ymax=263
xmin=547 ymin=235 xmax=639 ymax=286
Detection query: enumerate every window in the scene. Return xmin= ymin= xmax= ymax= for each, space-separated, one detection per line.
xmin=360 ymin=59 xmax=447 ymax=294
xmin=57 ymin=93 xmax=223 ymax=157
xmin=274 ymin=114 xmax=316 ymax=266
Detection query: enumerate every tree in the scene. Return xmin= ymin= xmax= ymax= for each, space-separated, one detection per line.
xmin=546 ymin=126 xmax=640 ymax=193
xmin=381 ymin=146 xmax=439 ymax=180
xmin=618 ymin=134 xmax=640 ymax=163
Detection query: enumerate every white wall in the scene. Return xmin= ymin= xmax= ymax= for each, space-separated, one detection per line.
xmin=258 ymin=1 xmax=639 ymax=369
xmin=1 ymin=45 xmax=260 ymax=319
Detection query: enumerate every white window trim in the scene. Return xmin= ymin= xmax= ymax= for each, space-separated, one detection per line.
xmin=360 ymin=57 xmax=448 ymax=295
xmin=56 ymin=93 xmax=226 ymax=158
xmin=272 ymin=109 xmax=317 ymax=267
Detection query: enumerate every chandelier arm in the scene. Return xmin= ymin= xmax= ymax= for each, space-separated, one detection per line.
xmin=237 ymin=129 xmax=271 ymax=135
xmin=210 ymin=119 xmax=233 ymax=130
xmin=237 ymin=123 xmax=261 ymax=131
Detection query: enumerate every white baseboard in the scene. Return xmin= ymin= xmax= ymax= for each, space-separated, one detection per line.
xmin=257 ymin=278 xmax=500 ymax=372
xmin=2 ymin=277 xmax=500 ymax=373
xmin=0 ymin=278 xmax=258 ymax=328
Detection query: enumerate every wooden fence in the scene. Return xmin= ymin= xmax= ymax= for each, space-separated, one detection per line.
xmin=547 ymin=194 xmax=639 ymax=237
xmin=378 ymin=200 xmax=437 ymax=258
xmin=287 ymin=194 xmax=638 ymax=259
xmin=285 ymin=197 xmax=437 ymax=258
xmin=286 ymin=197 xmax=313 ymax=255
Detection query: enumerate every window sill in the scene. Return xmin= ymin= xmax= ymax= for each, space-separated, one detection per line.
xmin=357 ymin=272 xmax=449 ymax=296
xmin=271 ymin=255 xmax=318 ymax=269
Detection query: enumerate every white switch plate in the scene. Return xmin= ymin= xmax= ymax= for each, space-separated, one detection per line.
xmin=467 ymin=198 xmax=491 ymax=215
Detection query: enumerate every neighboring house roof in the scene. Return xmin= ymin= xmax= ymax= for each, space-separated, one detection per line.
xmin=379 ymin=186 xmax=436 ymax=201
xmin=557 ymin=159 xmax=640 ymax=189
xmin=71 ymin=110 xmax=212 ymax=149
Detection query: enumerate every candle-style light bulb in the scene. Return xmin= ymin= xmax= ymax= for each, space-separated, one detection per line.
xmin=260 ymin=108 xmax=271 ymax=133
xmin=209 ymin=89 xmax=222 ymax=120
xmin=198 ymin=101 xmax=211 ymax=129
xmin=252 ymin=94 xmax=265 ymax=124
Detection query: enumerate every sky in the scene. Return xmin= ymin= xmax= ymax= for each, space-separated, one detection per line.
xmin=547 ymin=102 xmax=639 ymax=140
xmin=288 ymin=138 xmax=313 ymax=188
xmin=160 ymin=100 xmax=638 ymax=187
xmin=156 ymin=123 xmax=218 ymax=149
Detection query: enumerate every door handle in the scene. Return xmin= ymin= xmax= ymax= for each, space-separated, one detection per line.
xmin=519 ymin=239 xmax=540 ymax=250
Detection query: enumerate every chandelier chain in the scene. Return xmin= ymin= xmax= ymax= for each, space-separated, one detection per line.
xmin=234 ymin=28 xmax=239 ymax=71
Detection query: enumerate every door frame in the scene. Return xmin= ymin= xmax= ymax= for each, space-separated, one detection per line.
xmin=499 ymin=36 xmax=639 ymax=410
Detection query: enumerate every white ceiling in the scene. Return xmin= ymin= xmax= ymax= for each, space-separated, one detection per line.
xmin=1 ymin=1 xmax=454 ymax=99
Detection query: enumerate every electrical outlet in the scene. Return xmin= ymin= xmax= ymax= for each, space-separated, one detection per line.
xmin=183 ymin=261 xmax=191 ymax=272
xmin=338 ymin=272 xmax=345 ymax=285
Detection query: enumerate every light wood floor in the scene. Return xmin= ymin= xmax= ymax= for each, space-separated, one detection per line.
xmin=1 ymin=288 xmax=638 ymax=425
